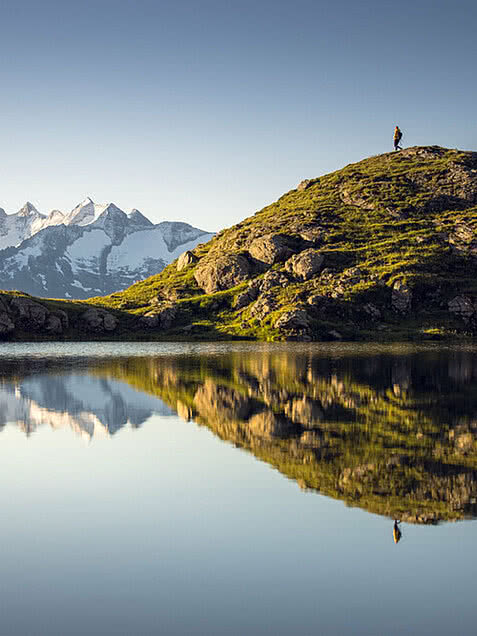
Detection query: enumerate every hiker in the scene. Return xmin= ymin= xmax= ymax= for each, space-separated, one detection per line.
xmin=394 ymin=126 xmax=403 ymax=151
xmin=393 ymin=520 xmax=402 ymax=544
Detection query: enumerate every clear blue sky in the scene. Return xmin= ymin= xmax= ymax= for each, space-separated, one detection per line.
xmin=1 ymin=0 xmax=476 ymax=230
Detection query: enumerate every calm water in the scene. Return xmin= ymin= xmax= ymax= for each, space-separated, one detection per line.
xmin=1 ymin=341 xmax=477 ymax=635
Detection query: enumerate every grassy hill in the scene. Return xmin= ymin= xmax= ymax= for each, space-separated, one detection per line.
xmin=2 ymin=145 xmax=477 ymax=341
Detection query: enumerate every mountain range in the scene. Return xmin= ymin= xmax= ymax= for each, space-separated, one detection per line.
xmin=0 ymin=198 xmax=214 ymax=299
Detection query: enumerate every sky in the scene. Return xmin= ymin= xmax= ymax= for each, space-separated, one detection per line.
xmin=0 ymin=0 xmax=476 ymax=231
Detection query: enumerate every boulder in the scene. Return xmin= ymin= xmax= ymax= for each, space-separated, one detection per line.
xmin=9 ymin=297 xmax=48 ymax=330
xmin=299 ymin=225 xmax=324 ymax=244
xmin=80 ymin=308 xmax=118 ymax=332
xmin=194 ymin=254 xmax=252 ymax=294
xmin=176 ymin=250 xmax=198 ymax=271
xmin=50 ymin=310 xmax=69 ymax=330
xmin=248 ymin=234 xmax=295 ymax=265
xmin=285 ymin=249 xmax=324 ymax=281
xmin=249 ymin=291 xmax=277 ymax=322
xmin=234 ymin=285 xmax=260 ymax=310
xmin=392 ymin=279 xmax=412 ymax=314
xmin=45 ymin=314 xmax=63 ymax=334
xmin=140 ymin=303 xmax=178 ymax=329
xmin=448 ymin=295 xmax=475 ymax=321
xmin=0 ymin=312 xmax=14 ymax=335
xmin=274 ymin=308 xmax=310 ymax=330
xmin=260 ymin=270 xmax=290 ymax=292
xmin=297 ymin=179 xmax=314 ymax=191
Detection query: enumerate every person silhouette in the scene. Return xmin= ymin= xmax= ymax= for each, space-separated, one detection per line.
xmin=393 ymin=520 xmax=402 ymax=544
xmin=393 ymin=126 xmax=403 ymax=151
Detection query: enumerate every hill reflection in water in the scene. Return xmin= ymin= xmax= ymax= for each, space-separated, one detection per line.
xmin=2 ymin=345 xmax=477 ymax=524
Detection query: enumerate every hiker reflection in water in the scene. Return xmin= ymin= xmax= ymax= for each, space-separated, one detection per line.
xmin=393 ymin=520 xmax=402 ymax=544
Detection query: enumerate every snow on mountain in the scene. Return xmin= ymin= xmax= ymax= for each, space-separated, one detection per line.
xmin=63 ymin=197 xmax=109 ymax=227
xmin=0 ymin=373 xmax=175 ymax=439
xmin=0 ymin=197 xmax=214 ymax=299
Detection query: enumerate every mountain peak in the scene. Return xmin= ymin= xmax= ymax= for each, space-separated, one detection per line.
xmin=128 ymin=209 xmax=154 ymax=227
xmin=17 ymin=202 xmax=41 ymax=217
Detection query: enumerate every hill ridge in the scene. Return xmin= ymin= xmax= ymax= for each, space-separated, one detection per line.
xmin=1 ymin=145 xmax=477 ymax=341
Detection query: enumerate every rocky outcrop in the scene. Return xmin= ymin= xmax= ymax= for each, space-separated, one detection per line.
xmin=176 ymin=250 xmax=198 ymax=271
xmin=194 ymin=254 xmax=253 ymax=294
xmin=392 ymin=279 xmax=412 ymax=314
xmin=140 ymin=303 xmax=178 ymax=329
xmin=274 ymin=308 xmax=310 ymax=330
xmin=248 ymin=234 xmax=295 ymax=265
xmin=0 ymin=312 xmax=14 ymax=335
xmin=285 ymin=249 xmax=324 ymax=280
xmin=10 ymin=297 xmax=49 ymax=329
xmin=80 ymin=308 xmax=118 ymax=332
xmin=448 ymin=295 xmax=475 ymax=321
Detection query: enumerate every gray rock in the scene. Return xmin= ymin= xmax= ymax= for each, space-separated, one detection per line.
xmin=248 ymin=234 xmax=295 ymax=265
xmin=250 ymin=291 xmax=277 ymax=322
xmin=176 ymin=250 xmax=198 ymax=271
xmin=448 ymin=295 xmax=475 ymax=321
xmin=194 ymin=254 xmax=252 ymax=294
xmin=299 ymin=225 xmax=324 ymax=244
xmin=297 ymin=179 xmax=314 ymax=191
xmin=392 ymin=279 xmax=412 ymax=314
xmin=234 ymin=285 xmax=259 ymax=310
xmin=274 ymin=308 xmax=310 ymax=330
xmin=80 ymin=308 xmax=118 ymax=332
xmin=259 ymin=270 xmax=290 ymax=292
xmin=285 ymin=249 xmax=324 ymax=281
xmin=0 ymin=312 xmax=14 ymax=335
xmin=45 ymin=314 xmax=63 ymax=334
xmin=50 ymin=310 xmax=69 ymax=330
xmin=10 ymin=297 xmax=49 ymax=329
xmin=140 ymin=303 xmax=178 ymax=329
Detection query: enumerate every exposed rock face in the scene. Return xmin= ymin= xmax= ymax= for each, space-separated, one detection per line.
xmin=0 ymin=312 xmax=14 ymax=335
xmin=140 ymin=304 xmax=178 ymax=329
xmin=194 ymin=254 xmax=252 ymax=294
xmin=234 ymin=283 xmax=260 ymax=310
xmin=248 ymin=234 xmax=295 ymax=265
xmin=392 ymin=279 xmax=412 ymax=314
xmin=285 ymin=249 xmax=324 ymax=280
xmin=10 ymin=297 xmax=49 ymax=329
xmin=80 ymin=308 xmax=118 ymax=332
xmin=250 ymin=292 xmax=277 ymax=322
xmin=297 ymin=179 xmax=314 ymax=191
xmin=45 ymin=315 xmax=63 ymax=334
xmin=274 ymin=308 xmax=310 ymax=330
xmin=448 ymin=296 xmax=475 ymax=321
xmin=176 ymin=250 xmax=198 ymax=271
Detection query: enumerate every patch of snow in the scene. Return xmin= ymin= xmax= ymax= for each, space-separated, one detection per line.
xmin=66 ymin=229 xmax=111 ymax=274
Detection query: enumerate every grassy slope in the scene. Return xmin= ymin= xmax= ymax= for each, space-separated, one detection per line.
xmin=86 ymin=146 xmax=477 ymax=341
xmin=3 ymin=146 xmax=477 ymax=341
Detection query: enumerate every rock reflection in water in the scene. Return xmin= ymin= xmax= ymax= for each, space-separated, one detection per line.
xmin=102 ymin=347 xmax=477 ymax=525
xmin=2 ymin=347 xmax=477 ymax=524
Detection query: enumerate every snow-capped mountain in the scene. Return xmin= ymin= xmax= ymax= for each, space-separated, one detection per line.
xmin=0 ymin=372 xmax=175 ymax=439
xmin=0 ymin=198 xmax=214 ymax=299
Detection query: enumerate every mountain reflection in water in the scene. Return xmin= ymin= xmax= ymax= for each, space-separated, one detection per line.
xmin=2 ymin=346 xmax=477 ymax=525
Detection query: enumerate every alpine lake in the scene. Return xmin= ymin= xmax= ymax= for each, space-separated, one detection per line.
xmin=1 ymin=341 xmax=476 ymax=635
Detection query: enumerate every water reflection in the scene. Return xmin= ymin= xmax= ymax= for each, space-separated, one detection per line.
xmin=2 ymin=346 xmax=477 ymax=524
